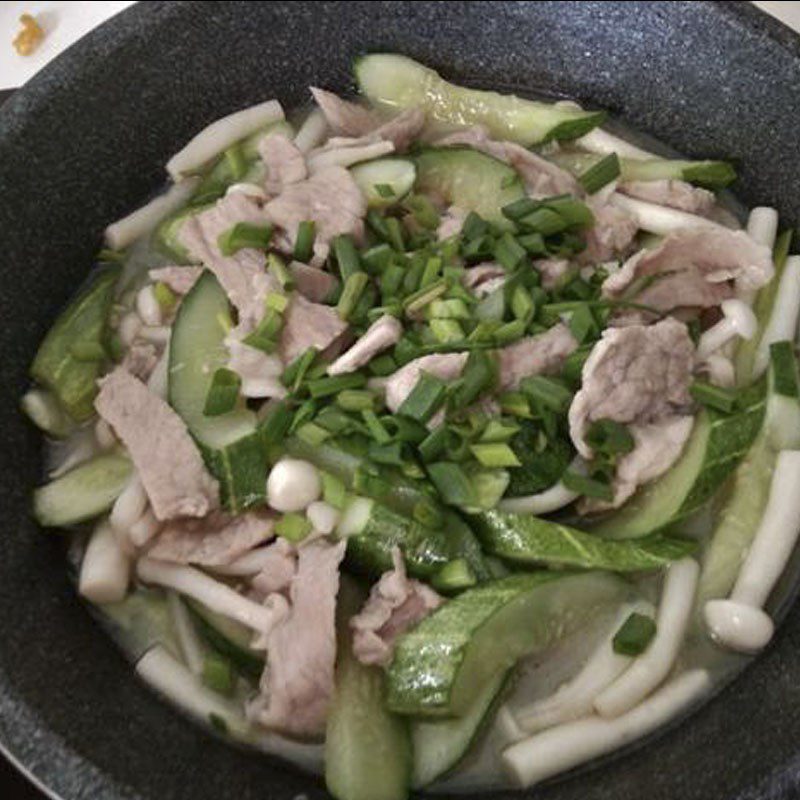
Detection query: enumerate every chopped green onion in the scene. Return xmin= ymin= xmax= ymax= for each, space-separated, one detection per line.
xmin=419 ymin=424 xmax=447 ymax=462
xmin=403 ymin=194 xmax=440 ymax=229
xmin=350 ymin=283 xmax=377 ymax=324
xmin=321 ymin=471 xmax=348 ymax=509
xmin=308 ymin=372 xmax=367 ymax=399
xmin=397 ymin=372 xmax=447 ymax=423
xmin=107 ymin=333 xmax=123 ymax=362
xmin=501 ymin=197 xmax=539 ymax=222
xmin=499 ymin=391 xmax=532 ymax=418
xmin=380 ymin=263 xmax=405 ymax=301
xmin=413 ymin=499 xmax=444 ymax=529
xmin=420 ymin=257 xmax=443 ymax=288
xmin=70 ymin=341 xmax=107 ymax=362
xmin=368 ymin=441 xmax=405 ymax=466
xmin=480 ymin=419 xmax=520 ymax=442
xmin=265 ymin=291 xmax=288 ymax=313
xmin=374 ymin=183 xmax=396 ymax=199
xmin=429 ymin=298 xmax=471 ymax=320
xmin=519 ymin=208 xmax=567 ymax=236
xmin=562 ymin=344 xmax=592 ymax=385
xmin=367 ymin=210 xmax=390 ymax=240
xmin=569 ymin=304 xmax=600 ymax=344
xmin=585 ymin=419 xmax=635 ymax=456
xmin=97 ymin=247 xmax=126 ymax=263
xmin=258 ymin=400 xmax=294 ymax=447
xmin=461 ymin=211 xmax=489 ymax=241
xmin=427 ymin=462 xmax=475 ymax=507
xmin=690 ymin=380 xmax=738 ymax=413
xmin=202 ymin=368 xmax=241 ymax=417
xmin=292 ymin=220 xmax=316 ymax=263
xmin=275 ymin=512 xmax=313 ymax=542
xmin=336 ymin=390 xmax=377 ymax=412
xmin=613 ymin=612 xmax=657 ymax=656
xmin=469 ymin=442 xmax=521 ymax=468
xmin=296 ymin=421 xmax=332 ymax=446
xmin=430 ymin=319 xmax=464 ymax=343
xmin=337 ymin=272 xmax=370 ymax=321
xmin=449 ymin=350 xmax=496 ymax=410
xmin=218 ymin=222 xmax=273 ymax=256
xmin=579 ymin=153 xmax=621 ymax=194
xmin=403 ymin=278 xmax=449 ymax=316
xmin=511 ymin=286 xmax=534 ymax=321
xmin=363 ymin=243 xmax=395 ymax=273
xmin=492 ymin=318 xmax=526 ymax=344
xmin=153 ymin=282 xmax=177 ymax=312
xmin=268 ymin=253 xmax=294 ymax=289
xmin=431 ymin=558 xmax=477 ymax=592
xmin=561 ymin=469 xmax=613 ymax=501
xmin=353 ymin=464 xmax=392 ymax=497
xmin=543 ymin=196 xmax=595 ymax=228
xmin=494 ymin=232 xmax=527 ymax=271
xmin=290 ymin=399 xmax=318 ymax=433
xmin=368 ymin=354 xmax=398 ymax=377
xmin=521 ymin=375 xmax=573 ymax=413
xmin=333 ymin=234 xmax=362 ymax=280
xmin=460 ymin=234 xmax=494 ymax=263
xmin=517 ymin=231 xmax=547 ymax=255
xmin=361 ymin=409 xmax=392 ymax=444
xmin=381 ymin=415 xmax=428 ymax=443
xmin=242 ymin=308 xmax=283 ymax=353
xmin=202 ymin=653 xmax=234 ymax=695
xmin=281 ymin=346 xmax=318 ymax=390
xmin=384 ymin=217 xmax=406 ymax=252
xmin=223 ymin=142 xmax=247 ymax=180
xmin=315 ymin=406 xmax=357 ymax=434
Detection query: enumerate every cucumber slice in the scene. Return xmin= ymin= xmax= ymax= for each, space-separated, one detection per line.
xmin=325 ymin=579 xmax=411 ymax=800
xmin=184 ymin=598 xmax=264 ymax=679
xmin=154 ymin=204 xmax=211 ymax=263
xmin=355 ymin=54 xmax=604 ymax=145
xmin=592 ymin=379 xmax=767 ymax=539
xmin=386 ymin=571 xmax=628 ymax=717
xmin=411 ymin=669 xmax=508 ymax=788
xmin=350 ymin=158 xmax=416 ymax=209
xmin=169 ymin=271 xmax=267 ymax=511
xmin=414 ymin=147 xmax=524 ymax=228
xmin=31 ymin=266 xmax=119 ymax=421
xmin=33 ymin=453 xmax=133 ymax=527
xmin=474 ymin=511 xmax=696 ymax=571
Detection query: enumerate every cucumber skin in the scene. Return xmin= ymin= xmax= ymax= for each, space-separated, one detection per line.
xmin=387 ymin=571 xmax=627 ymax=717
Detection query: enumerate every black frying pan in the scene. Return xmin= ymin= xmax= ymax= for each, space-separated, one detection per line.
xmin=2 ymin=3 xmax=800 ymax=798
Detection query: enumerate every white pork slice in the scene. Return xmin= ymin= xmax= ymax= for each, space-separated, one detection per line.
xmin=226 ymin=337 xmax=286 ymax=399
xmin=581 ymin=192 xmax=639 ymax=263
xmin=148 ymin=266 xmax=203 ymax=295
xmin=462 ymin=263 xmax=507 ymax=297
xmin=121 ymin=341 xmax=159 ymax=381
xmin=498 ymin=324 xmax=579 ymax=390
xmin=310 ymin=88 xmax=425 ymax=151
xmin=288 ymin=261 xmax=338 ymax=302
xmin=280 ymin=292 xmax=349 ymax=364
xmin=437 ymin=206 xmax=468 ymax=241
xmin=250 ymin=539 xmax=346 ymax=737
xmin=384 ymin=352 xmax=469 ymax=413
xmin=178 ymin=193 xmax=275 ymax=329
xmin=328 ymin=315 xmax=402 ymax=375
xmin=95 ymin=368 xmax=219 ymax=520
xmin=351 ymin=548 xmax=443 ymax=667
xmin=603 ymin=228 xmax=774 ymax=313
xmin=260 ymin=133 xmax=307 ymax=194
xmin=535 ymin=258 xmax=572 ymax=290
xmin=251 ymin=538 xmax=297 ymax=596
xmin=147 ymin=511 xmax=275 ymax=566
xmin=618 ymin=180 xmax=716 ymax=215
xmin=264 ymin=166 xmax=367 ymax=264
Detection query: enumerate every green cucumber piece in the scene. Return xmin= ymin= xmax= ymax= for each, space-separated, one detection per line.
xmin=184 ymin=598 xmax=264 ymax=679
xmin=33 ymin=453 xmax=132 ymax=527
xmin=592 ymin=379 xmax=767 ymax=539
xmin=31 ymin=266 xmax=119 ymax=421
xmin=474 ymin=510 xmax=696 ymax=571
xmin=169 ymin=271 xmax=267 ymax=511
xmin=350 ymin=158 xmax=416 ymax=209
xmin=411 ymin=669 xmax=508 ymax=788
xmin=355 ymin=54 xmax=604 ymax=145
xmin=154 ymin=204 xmax=211 ymax=263
xmin=325 ymin=579 xmax=411 ymax=800
xmin=386 ymin=570 xmax=628 ymax=717
xmin=414 ymin=147 xmax=524 ymax=229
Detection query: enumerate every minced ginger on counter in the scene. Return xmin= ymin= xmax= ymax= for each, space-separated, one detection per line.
xmin=13 ymin=14 xmax=44 ymax=56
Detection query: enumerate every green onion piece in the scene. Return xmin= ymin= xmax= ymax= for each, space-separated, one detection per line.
xmin=223 ymin=142 xmax=247 ymax=180
xmin=585 ymin=419 xmax=635 ymax=456
xmin=461 ymin=211 xmax=489 ymax=241
xmin=153 ymin=282 xmax=177 ymax=312
xmin=561 ymin=469 xmax=614 ymax=501
xmin=519 ymin=208 xmax=567 ymax=236
xmin=413 ymin=499 xmax=444 ymax=529
xmin=397 ymin=371 xmax=447 ymax=423
xmin=543 ymin=196 xmax=595 ymax=229
xmin=403 ymin=278 xmax=449 ymax=316
xmin=337 ymin=272 xmax=370 ymax=321
xmin=258 ymin=400 xmax=294 ymax=447
xmin=450 ymin=350 xmax=496 ymax=410
xmin=242 ymin=308 xmax=283 ymax=353
xmin=521 ymin=375 xmax=574 ymax=413
xmin=202 ymin=368 xmax=241 ymax=417
xmin=562 ymin=344 xmax=592 ymax=385
xmin=579 ymin=153 xmax=621 ymax=194
xmin=268 ymin=253 xmax=294 ymax=289
xmin=107 ymin=333 xmax=124 ymax=362
xmin=308 ymin=372 xmax=366 ymax=399
xmin=569 ymin=304 xmax=600 ymax=344
xmin=690 ymin=380 xmax=738 ymax=413
xmin=217 ymin=222 xmax=273 ymax=256
xmin=297 ymin=421 xmax=332 ymax=446
xmin=367 ymin=209 xmax=390 ymax=240
xmin=430 ymin=319 xmax=464 ymax=343
xmin=492 ymin=318 xmax=526 ymax=345
xmin=265 ymin=291 xmax=288 ymax=313
xmin=427 ymin=461 xmax=475 ymax=507
xmin=363 ymin=243 xmax=395 ymax=273
xmin=368 ymin=441 xmax=405 ymax=466
xmin=429 ymin=298 xmax=471 ymax=320
xmin=70 ymin=341 xmax=107 ymax=362
xmin=361 ymin=409 xmax=392 ymax=444
xmin=202 ymin=653 xmax=234 ymax=695
xmin=368 ymin=354 xmax=398 ymax=377
xmin=613 ymin=612 xmax=657 ymax=656
xmin=420 ymin=257 xmax=443 ymax=288
xmin=561 ymin=277 xmax=595 ymax=301
xmin=380 ymin=264 xmax=406 ymax=302
xmin=374 ymin=183 xmax=396 ymax=199
xmin=499 ymin=391 xmax=532 ymax=418
xmin=517 ymin=231 xmax=547 ymax=255
xmin=384 ymin=217 xmax=406 ymax=252
xmin=336 ymin=390 xmax=377 ymax=412
xmin=315 ymin=406 xmax=357 ymax=434
xmin=770 ymin=340 xmax=800 ymax=398
xmin=333 ymin=234 xmax=362 ymax=281
xmin=353 ymin=464 xmax=392 ymax=497
xmin=431 ymin=558 xmax=477 ymax=592
xmin=494 ymin=232 xmax=527 ymax=271
xmin=502 ymin=197 xmax=539 ymax=222
xmin=469 ymin=442 xmax=522 ymax=468
xmin=381 ymin=414 xmax=429 ymax=443
xmin=321 ymin=471 xmax=348 ymax=509
xmin=290 ymin=399 xmax=318 ymax=433
xmin=97 ymin=248 xmax=126 ymax=263
xmin=480 ymin=419 xmax=520 ymax=442
xmin=511 ymin=286 xmax=534 ymax=321
xmin=275 ymin=512 xmax=313 ymax=543
xmin=350 ymin=283 xmax=377 ymax=324
xmin=281 ymin=346 xmax=318 ymax=390
xmin=292 ymin=220 xmax=316 ymax=263
xmin=460 ymin=234 xmax=494 ymax=263
xmin=419 ymin=424 xmax=447 ymax=462
xmin=404 ymin=194 xmax=441 ymax=230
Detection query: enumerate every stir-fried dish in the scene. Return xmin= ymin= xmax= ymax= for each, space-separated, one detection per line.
xmin=24 ymin=54 xmax=800 ymax=797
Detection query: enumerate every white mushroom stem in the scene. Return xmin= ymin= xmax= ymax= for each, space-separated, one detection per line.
xmin=166 ymin=99 xmax=284 ymax=179
xmin=515 ymin=600 xmax=655 ymax=733
xmin=21 ymin=389 xmax=71 ymax=438
xmin=136 ymin=286 xmax=162 ymax=328
xmin=293 ymin=107 xmax=330 ymax=154
xmin=166 ymin=591 xmax=206 ymax=675
xmin=594 ymin=558 xmax=699 ymax=718
xmin=610 ymin=193 xmax=720 ymax=236
xmin=498 ymin=457 xmax=585 ymax=515
xmin=753 ymin=256 xmax=800 ymax=378
xmin=496 ymin=704 xmax=526 ymax=744
xmin=136 ymin=645 xmax=249 ymax=737
xmin=226 ymin=182 xmax=268 ymax=201
xmin=129 ymin=508 xmax=161 ymax=548
xmin=307 ymin=140 xmax=395 ymax=173
xmin=328 ymin=314 xmax=403 ymax=376
xmin=704 ymin=450 xmax=800 ymax=653
xmin=137 ymin=558 xmax=284 ymax=634
xmin=110 ymin=475 xmax=148 ymax=534
xmin=78 ymin=521 xmax=131 ymax=605
xmin=104 ymin=177 xmax=200 ymax=250
xmin=696 ymin=299 xmax=758 ymax=360
xmin=502 ymin=670 xmax=711 ymax=788
xmin=746 ymin=206 xmax=779 ymax=250
xmin=138 ymin=325 xmax=171 ymax=345
xmin=146 ymin=351 xmax=169 ymax=400
xmin=574 ymin=127 xmax=657 ymax=161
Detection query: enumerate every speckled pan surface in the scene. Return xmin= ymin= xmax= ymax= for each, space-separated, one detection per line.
xmin=2 ymin=2 xmax=800 ymax=798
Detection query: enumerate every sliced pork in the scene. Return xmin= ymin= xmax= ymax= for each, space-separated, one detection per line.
xmin=95 ymin=368 xmax=219 ymax=520
xmin=260 ymin=133 xmax=308 ymax=194
xmin=618 ymin=180 xmax=716 ymax=216
xmin=148 ymin=266 xmax=203 ymax=295
xmin=251 ymin=538 xmax=297 ymax=596
xmin=288 ymin=261 xmax=338 ymax=302
xmin=581 ymin=192 xmax=639 ymax=263
xmin=437 ymin=206 xmax=468 ymax=241
xmin=497 ymin=324 xmax=579 ymax=390
xmin=226 ymin=337 xmax=286 ymax=399
xmin=121 ymin=341 xmax=159 ymax=381
xmin=279 ymin=292 xmax=349 ymax=363
xmin=535 ymin=258 xmax=572 ymax=290
xmin=328 ymin=315 xmax=402 ymax=375
xmin=385 ymin=352 xmax=469 ymax=413
xmin=351 ymin=548 xmax=443 ymax=667
xmin=462 ymin=263 xmax=507 ymax=297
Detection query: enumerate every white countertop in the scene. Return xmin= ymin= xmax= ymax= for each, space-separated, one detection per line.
xmin=1 ymin=1 xmax=799 ymax=92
